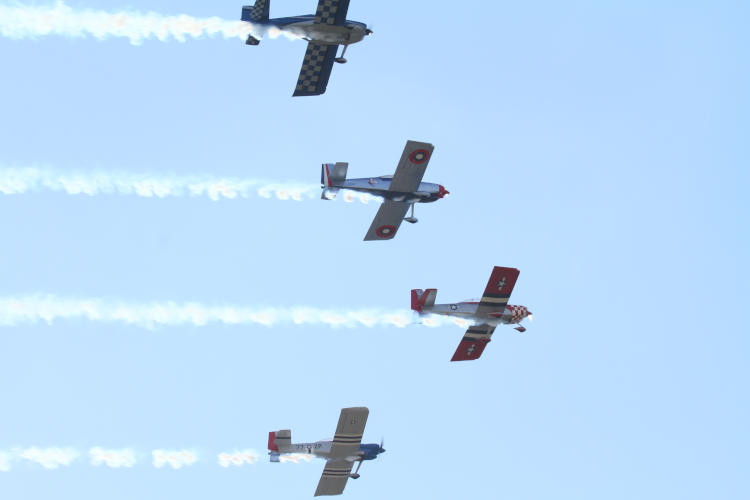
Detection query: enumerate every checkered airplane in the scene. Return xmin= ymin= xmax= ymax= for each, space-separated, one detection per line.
xmin=412 ymin=266 xmax=533 ymax=361
xmin=268 ymin=407 xmax=385 ymax=496
xmin=241 ymin=0 xmax=371 ymax=96
xmin=322 ymin=140 xmax=449 ymax=241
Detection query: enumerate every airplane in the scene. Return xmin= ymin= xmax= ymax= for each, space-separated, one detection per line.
xmin=321 ymin=140 xmax=449 ymax=241
xmin=241 ymin=0 xmax=372 ymax=96
xmin=411 ymin=266 xmax=532 ymax=361
xmin=268 ymin=407 xmax=385 ymax=496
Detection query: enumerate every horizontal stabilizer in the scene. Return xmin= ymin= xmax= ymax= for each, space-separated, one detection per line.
xmin=322 ymin=187 xmax=339 ymax=200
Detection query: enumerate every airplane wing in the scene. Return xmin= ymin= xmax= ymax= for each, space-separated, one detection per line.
xmin=450 ymin=267 xmax=520 ymax=361
xmin=293 ymin=43 xmax=338 ymax=96
xmin=313 ymin=0 xmax=351 ymax=26
xmin=387 ymin=140 xmax=435 ymax=193
xmin=314 ymin=407 xmax=369 ymax=497
xmin=475 ymin=266 xmax=520 ymax=317
xmin=314 ymin=459 xmax=355 ymax=496
xmin=329 ymin=406 xmax=369 ymax=457
xmin=451 ymin=324 xmax=496 ymax=361
xmin=363 ymin=200 xmax=410 ymax=241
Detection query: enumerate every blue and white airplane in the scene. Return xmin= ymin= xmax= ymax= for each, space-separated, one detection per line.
xmin=241 ymin=0 xmax=371 ymax=96
xmin=268 ymin=407 xmax=385 ymax=496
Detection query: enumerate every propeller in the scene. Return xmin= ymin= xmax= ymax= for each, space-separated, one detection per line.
xmin=378 ymin=438 xmax=385 ymax=454
xmin=528 ymin=314 xmax=533 ymax=323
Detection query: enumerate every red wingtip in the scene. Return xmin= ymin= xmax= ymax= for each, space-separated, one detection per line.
xmin=451 ymin=339 xmax=489 ymax=361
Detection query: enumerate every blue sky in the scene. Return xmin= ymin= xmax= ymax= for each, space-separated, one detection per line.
xmin=0 ymin=0 xmax=748 ymax=498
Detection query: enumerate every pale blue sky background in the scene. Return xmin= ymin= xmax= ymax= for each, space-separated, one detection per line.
xmin=0 ymin=0 xmax=748 ymax=498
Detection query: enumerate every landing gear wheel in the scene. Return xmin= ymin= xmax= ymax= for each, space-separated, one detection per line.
xmin=404 ymin=204 xmax=418 ymax=224
xmin=335 ymin=44 xmax=349 ymax=64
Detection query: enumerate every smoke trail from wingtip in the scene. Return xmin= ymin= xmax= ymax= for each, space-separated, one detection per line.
xmin=152 ymin=450 xmax=198 ymax=469
xmin=0 ymin=1 xmax=298 ymax=45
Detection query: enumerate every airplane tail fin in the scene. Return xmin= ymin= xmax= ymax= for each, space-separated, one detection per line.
xmin=321 ymin=162 xmax=348 ymax=199
xmin=242 ymin=1 xmax=270 ymax=23
xmin=268 ymin=429 xmax=291 ymax=461
xmin=411 ymin=288 xmax=437 ymax=312
xmin=241 ymin=1 xmax=269 ymax=45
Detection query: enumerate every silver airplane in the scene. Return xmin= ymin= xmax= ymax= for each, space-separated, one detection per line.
xmin=241 ymin=0 xmax=372 ymax=96
xmin=268 ymin=407 xmax=385 ymax=496
xmin=412 ymin=266 xmax=533 ymax=361
xmin=322 ymin=140 xmax=449 ymax=241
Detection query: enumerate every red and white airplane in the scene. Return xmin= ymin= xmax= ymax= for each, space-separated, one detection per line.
xmin=411 ymin=266 xmax=532 ymax=361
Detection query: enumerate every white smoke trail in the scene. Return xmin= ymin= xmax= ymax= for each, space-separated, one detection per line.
xmin=0 ymin=167 xmax=380 ymax=204
xmin=343 ymin=191 xmax=377 ymax=204
xmin=0 ymin=167 xmax=321 ymax=202
xmin=0 ymin=295 xmax=464 ymax=330
xmin=89 ymin=447 xmax=137 ymax=468
xmin=0 ymin=1 xmax=298 ymax=45
xmin=15 ymin=447 xmax=79 ymax=469
xmin=152 ymin=450 xmax=197 ymax=469
xmin=218 ymin=450 xmax=259 ymax=467
xmin=280 ymin=453 xmax=314 ymax=464
xmin=0 ymin=451 xmax=11 ymax=472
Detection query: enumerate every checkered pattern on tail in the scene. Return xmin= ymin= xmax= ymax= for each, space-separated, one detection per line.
xmin=241 ymin=0 xmax=269 ymax=23
xmin=314 ymin=0 xmax=350 ymax=26
xmin=293 ymin=43 xmax=337 ymax=96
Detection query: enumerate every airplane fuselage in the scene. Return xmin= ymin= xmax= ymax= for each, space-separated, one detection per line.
xmin=335 ymin=176 xmax=447 ymax=203
xmin=261 ymin=16 xmax=369 ymax=45
xmin=277 ymin=440 xmax=382 ymax=461
xmin=422 ymin=302 xmax=531 ymax=326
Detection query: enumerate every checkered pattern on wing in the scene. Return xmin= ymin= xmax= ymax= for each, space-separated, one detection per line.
xmin=314 ymin=0 xmax=341 ymax=25
xmin=295 ymin=44 xmax=328 ymax=94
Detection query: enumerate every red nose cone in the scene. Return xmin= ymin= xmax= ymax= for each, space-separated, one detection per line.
xmin=438 ymin=185 xmax=449 ymax=198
